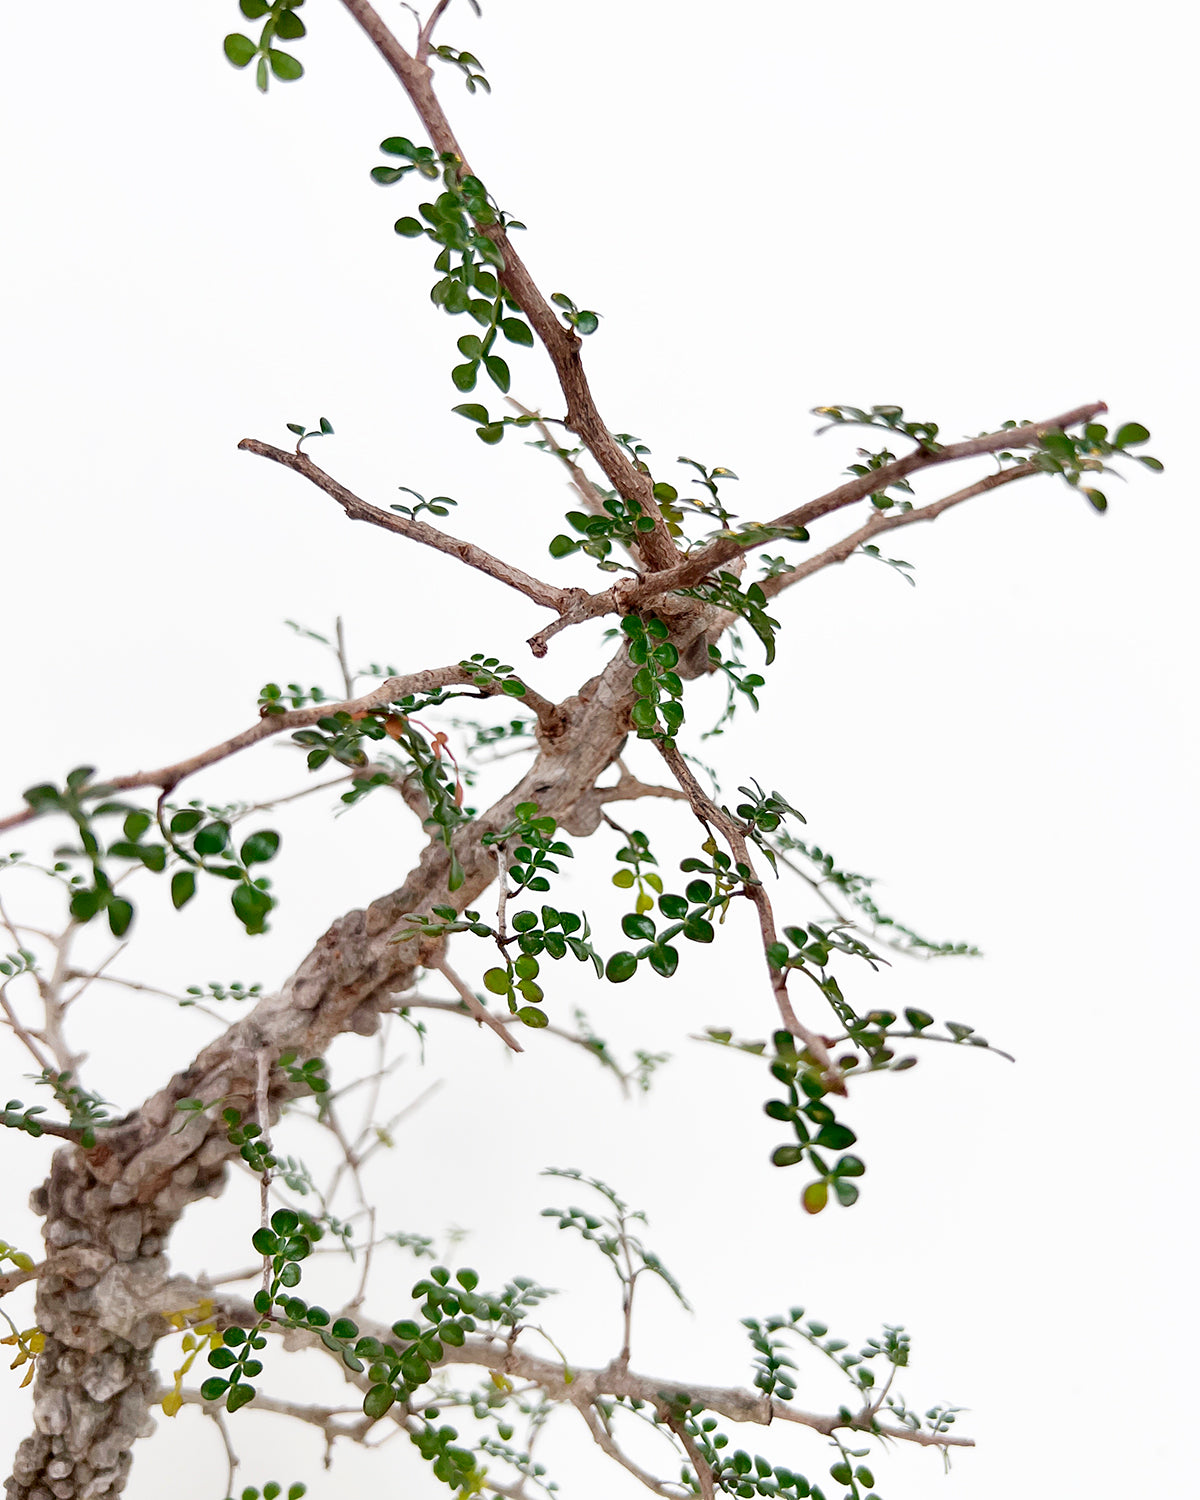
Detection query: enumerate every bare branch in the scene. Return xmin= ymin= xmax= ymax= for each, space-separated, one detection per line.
xmin=238 ymin=440 xmax=574 ymax=615
xmin=576 ymin=1401 xmax=677 ymax=1496
xmin=664 ymin=1410 xmax=715 ymax=1500
xmin=415 ymin=0 xmax=453 ymax=62
xmin=425 ymin=954 xmax=524 ymax=1054
xmin=760 ymin=462 xmax=1038 ymax=602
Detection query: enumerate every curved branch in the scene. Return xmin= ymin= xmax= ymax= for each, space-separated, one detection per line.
xmin=198 ymin=1291 xmax=975 ymax=1454
xmin=760 ymin=461 xmax=1039 ymax=602
xmin=239 ymin=439 xmax=574 ymax=616
xmin=0 ymin=666 xmax=483 ymax=833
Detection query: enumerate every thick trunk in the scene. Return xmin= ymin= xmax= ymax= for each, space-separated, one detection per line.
xmin=7 ymin=629 xmax=719 ymax=1497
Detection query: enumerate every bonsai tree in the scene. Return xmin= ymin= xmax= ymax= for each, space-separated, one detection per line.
xmin=0 ymin=4 xmax=1167 ymax=1499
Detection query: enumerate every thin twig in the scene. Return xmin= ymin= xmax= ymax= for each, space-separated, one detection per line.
xmin=427 ymin=954 xmax=523 ymax=1054
xmin=239 ymin=439 xmax=575 ymax=617
xmin=657 ymin=743 xmax=838 ymax=1083
xmin=760 ymin=462 xmax=1038 ymax=602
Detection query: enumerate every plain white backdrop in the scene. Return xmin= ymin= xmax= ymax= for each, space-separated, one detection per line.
xmin=1 ymin=2 xmax=1196 ymax=1497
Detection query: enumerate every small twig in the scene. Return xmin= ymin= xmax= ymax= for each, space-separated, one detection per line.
xmin=663 ymin=1410 xmax=716 ymax=1500
xmin=427 ymin=954 xmax=523 ymax=1054
xmin=657 ymin=743 xmax=838 ymax=1084
xmin=238 ymin=440 xmax=576 ymax=618
xmin=0 ymin=980 xmax=53 ymax=1073
xmin=0 ymin=1261 xmax=43 ymax=1299
xmin=760 ymin=462 xmax=1038 ymax=603
xmin=575 ymin=1402 xmax=675 ymax=1496
xmin=207 ymin=1400 xmax=240 ymax=1499
xmin=415 ymin=0 xmax=452 ymax=60
xmin=334 ymin=615 xmax=355 ymax=698
xmin=255 ymin=1048 xmax=273 ymax=1301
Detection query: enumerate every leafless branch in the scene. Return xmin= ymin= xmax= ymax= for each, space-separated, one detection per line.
xmin=239 ymin=439 xmax=576 ymax=617
xmin=760 ymin=462 xmax=1038 ymax=602
xmin=425 ymin=953 xmax=524 ymax=1053
xmin=575 ymin=1401 xmax=678 ymax=1496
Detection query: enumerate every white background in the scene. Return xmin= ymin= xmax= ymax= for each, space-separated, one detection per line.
xmin=1 ymin=2 xmax=1196 ymax=1497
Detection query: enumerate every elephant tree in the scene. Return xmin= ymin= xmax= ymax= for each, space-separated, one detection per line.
xmin=0 ymin=3 xmax=1159 ymax=1499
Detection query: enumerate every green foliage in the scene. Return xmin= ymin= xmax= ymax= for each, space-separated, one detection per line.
xmin=375 ymin=147 xmax=532 ymax=398
xmin=844 ymin=445 xmax=916 ymax=512
xmin=541 ymin=1169 xmax=690 ymax=1310
xmin=549 ymin=290 xmax=599 ymax=336
xmin=0 ymin=1100 xmax=46 ymax=1140
xmin=224 ymin=0 xmax=307 ymax=94
xmin=680 ymin=572 xmax=781 ymax=665
xmin=770 ymin=832 xmax=979 ymax=957
xmin=621 ymin=614 xmax=684 ymax=745
xmin=548 ymin=495 xmax=658 ymax=571
xmin=392 ymin=486 xmax=458 ymax=521
xmin=430 ymin=42 xmax=489 ymax=94
xmin=284 ymin=415 xmax=332 ymax=452
xmin=30 ymin=1070 xmax=111 ymax=1149
xmin=1022 ymin=418 xmax=1161 ymax=512
xmin=224 ymin=1484 xmax=305 ymax=1500
xmin=813 ymin=403 xmax=942 ymax=453
xmin=181 ymin=979 xmax=263 ymax=1006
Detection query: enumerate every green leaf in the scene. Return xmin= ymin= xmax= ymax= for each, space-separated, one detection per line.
xmin=483 ymin=967 xmax=511 ymax=995
xmin=518 ymin=1006 xmax=549 ymax=1028
xmin=364 ymin=1383 xmax=396 ymax=1419
xmin=267 ymin=49 xmax=303 ymax=81
xmin=574 ymin=311 xmax=599 ymax=335
xmin=107 ymin=899 xmax=134 ymax=937
xmin=801 ymin=1180 xmax=828 ymax=1215
xmin=239 ymin=0 xmax=270 ymax=16
xmin=394 ymin=216 xmax=424 ymax=237
xmin=452 ymin=403 xmax=490 ymax=425
xmin=451 ymin=361 xmax=479 ymax=392
xmin=193 ymin=822 xmax=230 ymax=857
xmin=226 ymin=1382 xmax=256 ymax=1413
xmin=223 ymin=33 xmax=258 ymax=68
xmin=231 ymin=883 xmax=272 ymax=935
xmin=683 ymin=914 xmax=714 ymax=943
xmin=646 ymin=943 xmax=678 ymax=978
xmin=621 ymin=912 xmax=656 ymax=942
xmin=240 ymin=830 xmax=280 ymax=865
xmin=477 ymin=424 xmax=504 ymax=445
xmin=483 ymin=354 xmax=511 ymax=393
xmin=605 ymin=951 xmax=638 ymax=983
xmin=1114 ymin=421 xmax=1150 ymax=447
xmin=772 ymin=1145 xmax=804 ymax=1167
xmin=500 ymin=318 xmax=534 ymax=346
xmin=171 ymin=871 xmax=196 ymax=910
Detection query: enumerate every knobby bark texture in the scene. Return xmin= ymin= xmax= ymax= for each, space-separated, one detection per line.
xmin=6 ymin=618 xmax=721 ymax=1500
